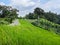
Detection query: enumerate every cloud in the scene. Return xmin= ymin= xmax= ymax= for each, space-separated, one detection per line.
xmin=0 ymin=2 xmax=5 ymax=5
xmin=9 ymin=0 xmax=60 ymax=16
xmin=41 ymin=0 xmax=60 ymax=13
xmin=9 ymin=0 xmax=40 ymax=16
xmin=10 ymin=0 xmax=36 ymax=7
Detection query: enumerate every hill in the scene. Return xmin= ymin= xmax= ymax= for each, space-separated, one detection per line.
xmin=31 ymin=18 xmax=60 ymax=34
xmin=0 ymin=19 xmax=60 ymax=45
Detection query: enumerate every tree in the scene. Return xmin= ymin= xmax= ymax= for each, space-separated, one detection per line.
xmin=25 ymin=7 xmax=60 ymax=25
xmin=9 ymin=8 xmax=19 ymax=23
xmin=0 ymin=5 xmax=19 ymax=23
xmin=34 ymin=7 xmax=44 ymax=26
xmin=44 ymin=11 xmax=59 ymax=24
xmin=25 ymin=13 xmax=34 ymax=19
xmin=34 ymin=7 xmax=44 ymax=19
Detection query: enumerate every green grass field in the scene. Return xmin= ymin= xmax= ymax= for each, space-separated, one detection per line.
xmin=0 ymin=19 xmax=60 ymax=45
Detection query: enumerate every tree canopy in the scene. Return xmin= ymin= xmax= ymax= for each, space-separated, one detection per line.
xmin=0 ymin=5 xmax=19 ymax=23
xmin=25 ymin=7 xmax=60 ymax=24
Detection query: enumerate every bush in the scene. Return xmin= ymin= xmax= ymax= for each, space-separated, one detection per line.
xmin=5 ymin=18 xmax=14 ymax=23
xmin=0 ymin=21 xmax=9 ymax=25
xmin=31 ymin=18 xmax=60 ymax=34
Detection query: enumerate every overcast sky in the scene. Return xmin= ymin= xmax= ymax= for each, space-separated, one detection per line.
xmin=0 ymin=0 xmax=60 ymax=16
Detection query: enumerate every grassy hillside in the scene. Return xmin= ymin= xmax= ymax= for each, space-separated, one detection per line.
xmin=31 ymin=18 xmax=60 ymax=34
xmin=0 ymin=19 xmax=60 ymax=45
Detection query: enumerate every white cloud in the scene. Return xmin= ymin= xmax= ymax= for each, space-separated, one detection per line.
xmin=0 ymin=2 xmax=5 ymax=5
xmin=9 ymin=0 xmax=60 ymax=16
xmin=9 ymin=0 xmax=39 ymax=16
xmin=10 ymin=0 xmax=36 ymax=7
xmin=41 ymin=0 xmax=60 ymax=13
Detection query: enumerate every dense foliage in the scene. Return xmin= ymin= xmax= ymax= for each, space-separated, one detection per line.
xmin=25 ymin=7 xmax=60 ymax=24
xmin=31 ymin=18 xmax=60 ymax=34
xmin=0 ymin=5 xmax=19 ymax=24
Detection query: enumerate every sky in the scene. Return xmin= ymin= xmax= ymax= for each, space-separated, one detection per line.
xmin=0 ymin=0 xmax=60 ymax=16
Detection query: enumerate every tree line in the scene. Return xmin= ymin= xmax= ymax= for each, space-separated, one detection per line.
xmin=25 ymin=7 xmax=60 ymax=24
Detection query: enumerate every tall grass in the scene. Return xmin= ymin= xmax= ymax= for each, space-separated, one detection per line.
xmin=0 ymin=19 xmax=60 ymax=45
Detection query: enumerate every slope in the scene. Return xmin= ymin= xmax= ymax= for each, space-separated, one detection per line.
xmin=31 ymin=18 xmax=60 ymax=34
xmin=0 ymin=19 xmax=60 ymax=45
